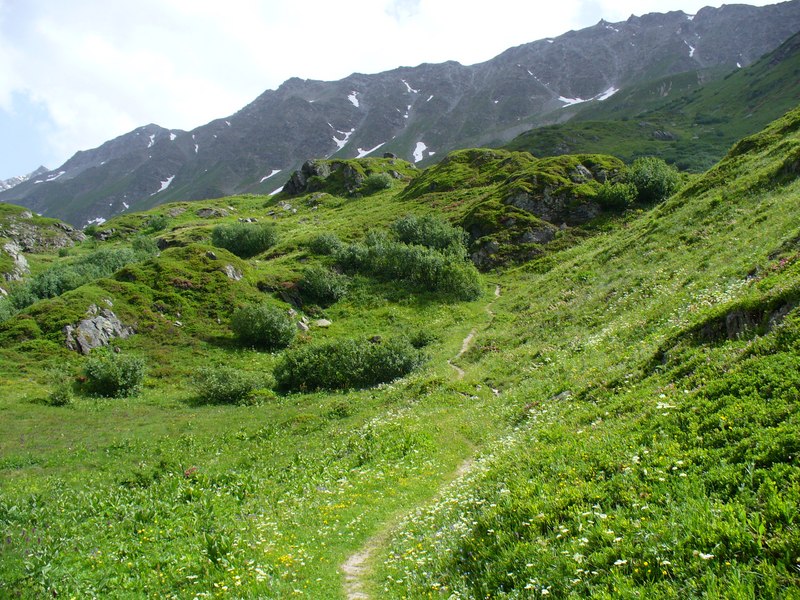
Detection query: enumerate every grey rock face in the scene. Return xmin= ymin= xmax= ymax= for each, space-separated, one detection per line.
xmin=64 ymin=304 xmax=135 ymax=354
xmin=2 ymin=241 xmax=30 ymax=282
xmin=3 ymin=2 xmax=800 ymax=226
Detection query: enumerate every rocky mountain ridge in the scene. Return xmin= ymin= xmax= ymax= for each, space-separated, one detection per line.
xmin=2 ymin=1 xmax=800 ymax=226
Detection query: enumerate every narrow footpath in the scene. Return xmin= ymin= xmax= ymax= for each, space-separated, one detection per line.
xmin=341 ymin=284 xmax=501 ymax=599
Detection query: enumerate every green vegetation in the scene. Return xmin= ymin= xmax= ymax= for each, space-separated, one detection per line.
xmin=82 ymin=348 xmax=146 ymax=397
xmin=192 ymin=365 xmax=270 ymax=405
xmin=230 ymin=303 xmax=296 ymax=349
xmin=275 ymin=337 xmax=424 ymax=392
xmin=1 ymin=104 xmax=800 ymax=599
xmin=298 ymin=265 xmax=350 ymax=307
xmin=505 ymin=33 xmax=800 ymax=172
xmin=211 ymin=221 xmax=278 ymax=258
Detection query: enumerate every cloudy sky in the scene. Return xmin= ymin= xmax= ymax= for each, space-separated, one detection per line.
xmin=0 ymin=0 xmax=779 ymax=179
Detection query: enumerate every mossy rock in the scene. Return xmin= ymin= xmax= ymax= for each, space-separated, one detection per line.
xmin=402 ymin=148 xmax=537 ymax=199
xmin=284 ymin=157 xmax=417 ymax=197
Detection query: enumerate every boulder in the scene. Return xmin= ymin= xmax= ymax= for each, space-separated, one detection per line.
xmin=64 ymin=305 xmax=135 ymax=354
xmin=2 ymin=241 xmax=30 ymax=282
xmin=223 ymin=264 xmax=243 ymax=281
xmin=196 ymin=207 xmax=228 ymax=218
xmin=314 ymin=319 xmax=332 ymax=328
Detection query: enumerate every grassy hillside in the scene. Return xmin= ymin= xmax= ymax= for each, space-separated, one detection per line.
xmin=1 ymin=104 xmax=799 ymax=598
xmin=505 ymin=32 xmax=800 ymax=173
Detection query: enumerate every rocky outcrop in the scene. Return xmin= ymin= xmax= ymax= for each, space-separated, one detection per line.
xmin=64 ymin=304 xmax=135 ymax=354
xmin=0 ymin=212 xmax=85 ymax=252
xmin=2 ymin=241 xmax=30 ymax=282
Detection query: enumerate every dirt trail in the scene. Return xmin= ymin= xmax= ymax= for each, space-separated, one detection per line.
xmin=342 ymin=285 xmax=501 ymax=599
xmin=447 ymin=284 xmax=500 ymax=379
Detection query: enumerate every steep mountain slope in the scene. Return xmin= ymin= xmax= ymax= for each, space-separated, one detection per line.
xmin=2 ymin=1 xmax=799 ymax=227
xmin=506 ymin=29 xmax=800 ymax=171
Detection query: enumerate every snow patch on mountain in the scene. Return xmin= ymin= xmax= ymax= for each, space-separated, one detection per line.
xmin=147 ymin=134 xmax=155 ymax=148
xmin=260 ymin=170 xmax=282 ymax=183
xmin=356 ymin=142 xmax=386 ymax=158
xmin=270 ymin=186 xmax=284 ymax=196
xmin=332 ymin=126 xmax=356 ymax=150
xmin=596 ymin=86 xmax=619 ymax=101
xmin=348 ymin=91 xmax=360 ymax=108
xmin=46 ymin=171 xmax=66 ymax=182
xmin=413 ymin=142 xmax=428 ymax=163
xmin=86 ymin=217 xmax=106 ymax=227
xmin=151 ymin=175 xmax=175 ymax=196
xmin=559 ymin=95 xmax=587 ymax=107
xmin=426 ymin=95 xmax=434 ymax=102
xmin=401 ymin=79 xmax=419 ymax=94
xmin=169 ymin=132 xmax=177 ymax=141
xmin=685 ymin=41 xmax=696 ymax=57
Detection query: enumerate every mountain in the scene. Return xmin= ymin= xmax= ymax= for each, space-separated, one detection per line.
xmin=2 ymin=1 xmax=800 ymax=227
xmin=0 ymin=166 xmax=49 ymax=193
xmin=1 ymin=96 xmax=800 ymax=596
xmin=505 ymin=29 xmax=800 ymax=170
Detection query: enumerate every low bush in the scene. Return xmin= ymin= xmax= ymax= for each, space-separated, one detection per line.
xmin=211 ymin=222 xmax=277 ymax=258
xmin=390 ymin=214 xmax=469 ymax=254
xmin=230 ymin=303 xmax=295 ymax=349
xmin=274 ymin=337 xmax=423 ymax=392
xmin=45 ymin=367 xmax=74 ymax=406
xmin=3 ymin=244 xmax=159 ymax=316
xmin=361 ymin=172 xmax=393 ymax=194
xmin=192 ymin=366 xmax=267 ymax=405
xmin=298 ymin=265 xmax=349 ymax=306
xmin=595 ymin=181 xmax=638 ymax=209
xmin=629 ymin=156 xmax=682 ymax=203
xmin=83 ymin=349 xmax=145 ymax=397
xmin=334 ymin=224 xmax=482 ymax=301
xmin=308 ymin=232 xmax=343 ymax=255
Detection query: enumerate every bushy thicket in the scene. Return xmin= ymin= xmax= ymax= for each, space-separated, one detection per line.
xmin=298 ymin=265 xmax=349 ymax=307
xmin=230 ymin=303 xmax=295 ymax=349
xmin=192 ymin=366 xmax=267 ymax=404
xmin=274 ymin=337 xmax=423 ymax=392
xmin=308 ymin=232 xmax=344 ymax=256
xmin=390 ymin=214 xmax=469 ymax=254
xmin=3 ymin=244 xmax=158 ymax=316
xmin=360 ymin=172 xmax=393 ymax=194
xmin=332 ymin=217 xmax=481 ymax=300
xmin=595 ymin=181 xmax=638 ymax=209
xmin=211 ymin=222 xmax=277 ymax=258
xmin=628 ymin=156 xmax=682 ymax=203
xmin=82 ymin=349 xmax=146 ymax=397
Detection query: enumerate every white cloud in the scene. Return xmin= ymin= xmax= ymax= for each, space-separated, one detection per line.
xmin=0 ymin=0 xmax=783 ymax=177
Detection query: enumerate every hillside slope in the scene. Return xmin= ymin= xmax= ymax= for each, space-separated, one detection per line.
xmin=0 ymin=103 xmax=799 ymax=598
xmin=506 ymin=29 xmax=800 ymax=171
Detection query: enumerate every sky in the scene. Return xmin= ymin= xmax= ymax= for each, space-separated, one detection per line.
xmin=0 ymin=0 xmax=780 ymax=180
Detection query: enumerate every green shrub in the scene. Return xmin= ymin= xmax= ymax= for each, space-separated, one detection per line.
xmin=83 ymin=349 xmax=145 ymax=397
xmin=45 ymin=366 xmax=74 ymax=406
xmin=145 ymin=214 xmax=169 ymax=232
xmin=192 ymin=366 xmax=266 ymax=405
xmin=629 ymin=156 xmax=682 ymax=203
xmin=361 ymin=172 xmax=393 ymax=194
xmin=308 ymin=232 xmax=344 ymax=255
xmin=230 ymin=303 xmax=295 ymax=349
xmin=7 ymin=245 xmax=157 ymax=312
xmin=298 ymin=266 xmax=349 ymax=306
xmin=390 ymin=214 xmax=469 ymax=254
xmin=211 ymin=222 xmax=278 ymax=258
xmin=274 ymin=337 xmax=423 ymax=392
xmin=335 ymin=234 xmax=481 ymax=301
xmin=595 ymin=181 xmax=638 ymax=209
